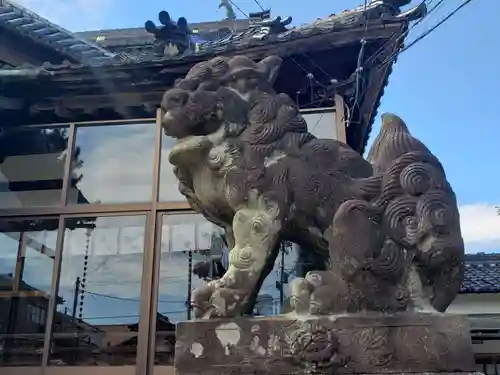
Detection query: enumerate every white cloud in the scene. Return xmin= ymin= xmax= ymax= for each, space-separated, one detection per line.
xmin=13 ymin=0 xmax=114 ymax=31
xmin=459 ymin=203 xmax=500 ymax=254
xmin=74 ymin=122 xmax=185 ymax=204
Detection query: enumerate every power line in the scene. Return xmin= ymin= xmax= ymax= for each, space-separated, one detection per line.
xmin=297 ymin=0 xmax=474 ymax=110
xmin=340 ymin=0 xmax=447 ymax=85
xmin=376 ymin=0 xmax=474 ymax=72
xmin=363 ymin=0 xmax=437 ymax=68
xmin=253 ymin=0 xmax=265 ymax=12
xmin=83 ymin=290 xmax=186 ymax=304
xmin=311 ymin=113 xmax=325 ymax=133
xmin=367 ymin=0 xmax=443 ymax=67
xmin=228 ymin=0 xmax=248 ymax=18
xmin=347 ymin=0 xmax=369 ymax=128
xmin=301 ymin=53 xmax=334 ymax=82
xmin=81 ymin=310 xmax=187 ymax=321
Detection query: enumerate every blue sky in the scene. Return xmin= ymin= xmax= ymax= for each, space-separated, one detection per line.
xmin=15 ymin=0 xmax=500 ymax=252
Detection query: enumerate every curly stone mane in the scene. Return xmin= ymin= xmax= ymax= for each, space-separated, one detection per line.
xmin=169 ymin=55 xmax=315 ymax=152
xmin=164 ymin=55 xmax=366 ymax=213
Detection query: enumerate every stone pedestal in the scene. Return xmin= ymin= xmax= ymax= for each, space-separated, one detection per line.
xmin=175 ymin=313 xmax=478 ymax=375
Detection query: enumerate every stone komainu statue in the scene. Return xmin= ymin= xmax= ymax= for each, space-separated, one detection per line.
xmin=160 ymin=55 xmax=464 ymax=318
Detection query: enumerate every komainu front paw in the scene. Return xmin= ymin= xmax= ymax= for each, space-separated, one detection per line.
xmin=290 ymin=271 xmax=347 ymax=315
xmin=191 ymin=280 xmax=248 ymax=318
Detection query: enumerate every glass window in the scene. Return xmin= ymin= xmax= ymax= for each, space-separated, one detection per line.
xmin=49 ymin=215 xmax=147 ymax=366
xmin=255 ymin=242 xmax=301 ymax=316
xmin=303 ymin=110 xmax=337 ymax=139
xmin=0 ymin=126 xmax=70 ymax=209
xmin=153 ymin=213 xmax=311 ymax=363
xmin=155 ymin=213 xmax=225 ymax=364
xmin=159 ymin=134 xmax=188 ymax=202
xmin=486 ymin=363 xmax=497 ymax=375
xmin=68 ymin=122 xmax=156 ymax=205
xmin=0 ymin=217 xmax=58 ymax=366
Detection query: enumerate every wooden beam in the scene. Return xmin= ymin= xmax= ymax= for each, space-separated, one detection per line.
xmin=0 ymin=96 xmax=24 ymax=110
xmin=0 ymin=290 xmax=51 ymax=299
xmin=30 ymin=91 xmax=164 ymax=113
xmin=334 ymin=94 xmax=347 ymax=144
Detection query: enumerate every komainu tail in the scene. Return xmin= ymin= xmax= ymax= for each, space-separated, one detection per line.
xmin=366 ymin=113 xmax=465 ymax=312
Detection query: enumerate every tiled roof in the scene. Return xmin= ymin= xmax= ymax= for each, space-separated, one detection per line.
xmin=0 ymin=0 xmax=115 ymax=64
xmin=74 ymin=19 xmax=251 ymax=49
xmin=462 ymin=253 xmax=500 ymax=293
xmin=0 ymin=0 xmax=426 ymax=79
xmin=32 ymin=1 xmax=424 ymax=71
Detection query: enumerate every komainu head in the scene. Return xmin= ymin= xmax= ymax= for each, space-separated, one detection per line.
xmin=161 ymin=55 xmax=283 ymax=139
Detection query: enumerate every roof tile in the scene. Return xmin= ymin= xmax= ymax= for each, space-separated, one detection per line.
xmin=0 ymin=0 xmax=116 ymax=64
xmin=462 ymin=253 xmax=500 ymax=293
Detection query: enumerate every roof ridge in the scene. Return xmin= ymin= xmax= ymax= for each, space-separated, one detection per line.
xmin=465 ymin=252 xmax=500 ymax=261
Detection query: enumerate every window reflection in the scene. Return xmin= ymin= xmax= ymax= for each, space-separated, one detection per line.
xmin=0 ymin=218 xmax=58 ymax=366
xmin=153 ymin=213 xmax=304 ymax=364
xmin=159 ymin=134 xmax=187 ymax=202
xmin=0 ymin=126 xmax=70 ymax=208
xmin=155 ymin=213 xmax=225 ymax=364
xmin=303 ymin=110 xmax=336 ymax=139
xmin=255 ymin=242 xmax=299 ymax=316
xmin=68 ymin=123 xmax=155 ymax=205
xmin=49 ymin=215 xmax=146 ymax=366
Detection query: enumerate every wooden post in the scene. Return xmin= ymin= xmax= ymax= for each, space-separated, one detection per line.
xmin=334 ymin=94 xmax=347 ymax=144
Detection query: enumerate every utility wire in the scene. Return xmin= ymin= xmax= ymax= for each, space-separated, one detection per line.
xmin=363 ymin=0 xmax=438 ymax=68
xmin=347 ymin=0 xmax=369 ymax=127
xmin=253 ymin=0 xmax=265 ymax=12
xmin=83 ymin=290 xmax=186 ymax=304
xmin=81 ymin=311 xmax=187 ymax=320
xmin=228 ymin=0 xmax=248 ymax=18
xmin=366 ymin=0 xmax=445 ymax=67
xmin=376 ymin=0 xmax=474 ymax=72
xmin=297 ymin=0 xmax=475 ymax=109
xmin=301 ymin=53 xmax=334 ymax=82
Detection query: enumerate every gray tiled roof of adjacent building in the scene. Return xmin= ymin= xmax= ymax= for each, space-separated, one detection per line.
xmin=0 ymin=0 xmax=115 ymax=64
xmin=462 ymin=253 xmax=500 ymax=293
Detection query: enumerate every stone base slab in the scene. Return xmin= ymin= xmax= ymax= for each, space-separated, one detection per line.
xmin=174 ymin=313 xmax=477 ymax=375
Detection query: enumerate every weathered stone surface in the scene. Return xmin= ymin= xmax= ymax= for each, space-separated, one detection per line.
xmin=175 ymin=313 xmax=476 ymax=375
xmin=161 ymin=54 xmax=465 ymax=319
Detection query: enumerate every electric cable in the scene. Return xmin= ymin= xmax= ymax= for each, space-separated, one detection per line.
xmin=253 ymin=0 xmax=265 ymax=12
xmin=228 ymin=0 xmax=248 ymax=18
xmin=375 ymin=0 xmax=474 ymax=72
xmin=295 ymin=0 xmax=475 ymax=111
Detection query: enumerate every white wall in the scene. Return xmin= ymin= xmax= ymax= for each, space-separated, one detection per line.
xmin=302 ymin=110 xmax=337 ymax=140
xmin=447 ymin=293 xmax=500 ymax=316
xmin=447 ymin=293 xmax=500 ymax=357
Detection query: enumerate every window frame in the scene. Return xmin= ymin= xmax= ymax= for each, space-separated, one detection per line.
xmin=0 ymin=105 xmax=342 ymax=374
